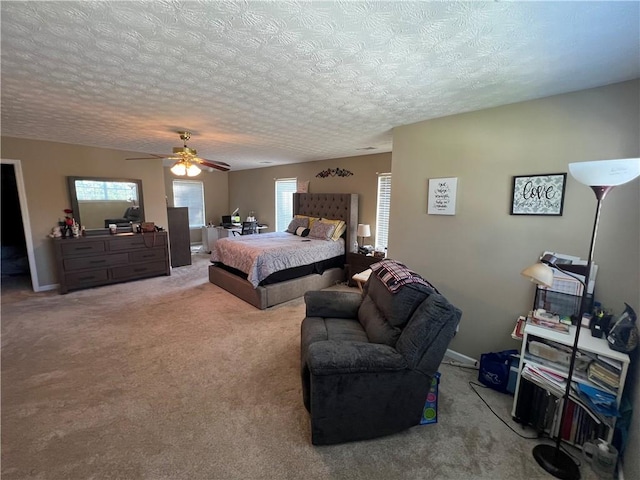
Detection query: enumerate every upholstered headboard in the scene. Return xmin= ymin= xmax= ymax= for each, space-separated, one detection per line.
xmin=293 ymin=193 xmax=358 ymax=254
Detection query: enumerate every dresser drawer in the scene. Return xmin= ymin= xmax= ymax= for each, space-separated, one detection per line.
xmin=63 ymin=253 xmax=129 ymax=271
xmin=129 ymin=248 xmax=167 ymax=263
xmin=111 ymin=261 xmax=167 ymax=280
xmin=109 ymin=234 xmax=166 ymax=251
xmin=65 ymin=269 xmax=109 ymax=288
xmin=60 ymin=240 xmax=106 ymax=257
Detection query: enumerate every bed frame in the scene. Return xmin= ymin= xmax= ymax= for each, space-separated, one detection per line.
xmin=209 ymin=193 xmax=358 ymax=309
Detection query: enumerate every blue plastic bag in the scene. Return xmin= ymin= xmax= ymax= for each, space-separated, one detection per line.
xmin=478 ymin=349 xmax=519 ymax=393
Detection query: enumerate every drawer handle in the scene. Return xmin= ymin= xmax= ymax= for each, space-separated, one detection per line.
xmin=89 ymin=260 xmax=107 ymax=264
xmin=141 ymin=254 xmax=155 ymax=258
xmin=78 ymin=276 xmax=97 ymax=281
xmin=133 ymin=268 xmax=147 ymax=273
xmin=75 ymin=246 xmax=93 ymax=250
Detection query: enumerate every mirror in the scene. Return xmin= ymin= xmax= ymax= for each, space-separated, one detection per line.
xmin=67 ymin=176 xmax=144 ymax=233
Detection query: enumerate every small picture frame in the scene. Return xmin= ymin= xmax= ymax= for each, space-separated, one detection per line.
xmin=428 ymin=177 xmax=457 ymax=215
xmin=510 ymin=173 xmax=566 ymax=216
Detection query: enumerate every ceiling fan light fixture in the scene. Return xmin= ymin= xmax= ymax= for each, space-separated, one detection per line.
xmin=186 ymin=163 xmax=201 ymax=176
xmin=170 ymin=162 xmax=187 ymax=176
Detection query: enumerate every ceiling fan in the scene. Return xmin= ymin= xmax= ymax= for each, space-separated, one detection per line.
xmin=127 ymin=131 xmax=230 ymax=175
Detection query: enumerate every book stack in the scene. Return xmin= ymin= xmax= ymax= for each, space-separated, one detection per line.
xmin=515 ymin=374 xmax=611 ymax=447
xmin=587 ymin=357 xmax=621 ymax=392
xmin=527 ymin=309 xmax=570 ymax=334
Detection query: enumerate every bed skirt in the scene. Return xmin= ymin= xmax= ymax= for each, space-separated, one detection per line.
xmin=208 ymin=264 xmax=345 ymax=309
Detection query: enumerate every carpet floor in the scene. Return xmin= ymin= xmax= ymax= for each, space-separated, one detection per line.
xmin=1 ymin=253 xmax=598 ymax=479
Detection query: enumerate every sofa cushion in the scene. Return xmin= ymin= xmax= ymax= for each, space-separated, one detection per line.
xmin=358 ymin=295 xmax=401 ymax=347
xmin=363 ymin=273 xmax=433 ymax=329
xmin=396 ymin=294 xmax=462 ymax=376
xmin=302 ymin=317 xmax=369 ymax=351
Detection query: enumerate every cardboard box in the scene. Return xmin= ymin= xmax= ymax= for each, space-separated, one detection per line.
xmin=420 ymin=372 xmax=441 ymax=425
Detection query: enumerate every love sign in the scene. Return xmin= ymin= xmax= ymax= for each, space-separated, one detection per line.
xmin=510 ymin=173 xmax=566 ymax=215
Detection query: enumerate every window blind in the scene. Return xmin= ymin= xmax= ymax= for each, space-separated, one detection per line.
xmin=275 ymin=178 xmax=297 ymax=232
xmin=172 ymin=180 xmax=205 ymax=228
xmin=375 ymin=173 xmax=392 ymax=250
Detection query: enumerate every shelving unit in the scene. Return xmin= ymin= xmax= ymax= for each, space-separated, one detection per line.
xmin=511 ymin=322 xmax=630 ymax=446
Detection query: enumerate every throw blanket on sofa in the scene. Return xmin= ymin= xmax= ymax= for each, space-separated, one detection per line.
xmin=370 ymin=259 xmax=439 ymax=294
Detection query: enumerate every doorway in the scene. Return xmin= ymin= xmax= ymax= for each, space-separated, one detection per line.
xmin=1 ymin=160 xmax=39 ymax=293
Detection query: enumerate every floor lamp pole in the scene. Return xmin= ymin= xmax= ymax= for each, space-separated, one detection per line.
xmin=533 ymin=187 xmax=609 ymax=480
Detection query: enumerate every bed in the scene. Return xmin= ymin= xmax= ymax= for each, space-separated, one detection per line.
xmin=209 ymin=193 xmax=358 ymax=309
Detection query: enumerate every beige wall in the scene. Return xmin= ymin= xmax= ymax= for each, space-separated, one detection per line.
xmin=1 ymin=138 xmax=169 ymax=288
xmin=391 ymin=80 xmax=640 ymax=477
xmin=163 ymin=167 xmax=229 ymax=244
xmin=391 ymin=80 xmax=639 ymax=359
xmin=227 ymin=152 xmax=391 ymax=243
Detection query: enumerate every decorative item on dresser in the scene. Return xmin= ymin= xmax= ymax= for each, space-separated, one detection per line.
xmin=52 ymin=232 xmax=170 ymax=294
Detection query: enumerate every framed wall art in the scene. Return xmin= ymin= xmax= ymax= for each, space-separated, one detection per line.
xmin=510 ymin=173 xmax=566 ymax=216
xmin=427 ymin=177 xmax=458 ymax=215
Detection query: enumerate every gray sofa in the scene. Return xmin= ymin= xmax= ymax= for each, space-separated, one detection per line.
xmin=300 ymin=262 xmax=462 ymax=445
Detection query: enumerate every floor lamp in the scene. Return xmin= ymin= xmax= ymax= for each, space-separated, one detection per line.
xmin=521 ymin=158 xmax=640 ymax=480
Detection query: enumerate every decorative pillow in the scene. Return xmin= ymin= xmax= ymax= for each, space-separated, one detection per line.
xmin=320 ymin=218 xmax=347 ymax=241
xmin=308 ymin=221 xmax=336 ymax=241
xmin=295 ymin=226 xmax=310 ymax=237
xmin=295 ymin=215 xmax=319 ymax=229
xmin=286 ymin=216 xmax=309 ymax=233
xmin=358 ymin=295 xmax=402 ymax=346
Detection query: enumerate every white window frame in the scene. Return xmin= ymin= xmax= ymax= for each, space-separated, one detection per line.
xmin=172 ymin=180 xmax=205 ymax=228
xmin=375 ymin=173 xmax=392 ymax=251
xmin=275 ymin=178 xmax=297 ymax=232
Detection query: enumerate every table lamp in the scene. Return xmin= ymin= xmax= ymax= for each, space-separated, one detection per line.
xmin=521 ymin=157 xmax=639 ymax=480
xmin=357 ymin=224 xmax=371 ymax=248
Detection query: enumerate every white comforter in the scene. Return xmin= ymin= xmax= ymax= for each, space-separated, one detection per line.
xmin=210 ymin=232 xmax=345 ymax=287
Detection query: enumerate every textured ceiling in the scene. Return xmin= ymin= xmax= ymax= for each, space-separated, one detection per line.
xmin=2 ymin=1 xmax=639 ymax=171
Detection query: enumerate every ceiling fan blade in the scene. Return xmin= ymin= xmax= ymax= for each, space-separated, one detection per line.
xmin=199 ymin=159 xmax=230 ymax=172
xmin=196 ymin=157 xmax=230 ymax=167
xmin=126 ymin=153 xmax=167 ymax=160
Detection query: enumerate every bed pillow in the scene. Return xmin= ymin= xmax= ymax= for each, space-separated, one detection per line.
xmin=308 ymin=221 xmax=336 ymax=241
xmin=320 ymin=218 xmax=346 ymax=241
xmin=295 ymin=215 xmax=320 ymax=229
xmin=286 ymin=216 xmax=309 ymax=233
xmin=295 ymin=226 xmax=310 ymax=237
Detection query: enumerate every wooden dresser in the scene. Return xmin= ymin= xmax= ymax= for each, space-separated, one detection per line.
xmin=52 ymin=232 xmax=170 ymax=293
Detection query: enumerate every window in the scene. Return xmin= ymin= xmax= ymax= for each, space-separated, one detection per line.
xmin=173 ymin=180 xmax=205 ymax=228
xmin=275 ymin=178 xmax=297 ymax=232
xmin=375 ymin=173 xmax=392 ymax=250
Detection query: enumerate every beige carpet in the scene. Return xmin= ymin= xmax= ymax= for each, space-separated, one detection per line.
xmin=1 ymin=253 xmax=598 ymax=479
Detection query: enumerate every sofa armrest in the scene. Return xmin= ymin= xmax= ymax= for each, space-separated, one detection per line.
xmin=307 ymin=341 xmax=408 ymax=375
xmin=304 ymin=291 xmax=362 ymax=319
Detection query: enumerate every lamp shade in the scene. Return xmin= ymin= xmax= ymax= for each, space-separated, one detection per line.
xmin=186 ymin=163 xmax=202 ymax=176
xmin=170 ymin=162 xmax=187 ymax=176
xmin=521 ymin=262 xmax=554 ymax=288
xmin=568 ymin=158 xmax=640 ymax=186
xmin=357 ymin=224 xmax=371 ymax=237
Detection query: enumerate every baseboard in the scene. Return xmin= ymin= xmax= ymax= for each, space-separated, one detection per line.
xmin=36 ymin=283 xmax=58 ymax=292
xmin=444 ymin=349 xmax=478 ymax=367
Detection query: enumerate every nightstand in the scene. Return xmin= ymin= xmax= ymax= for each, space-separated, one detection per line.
xmin=347 ymin=252 xmax=380 ymax=287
